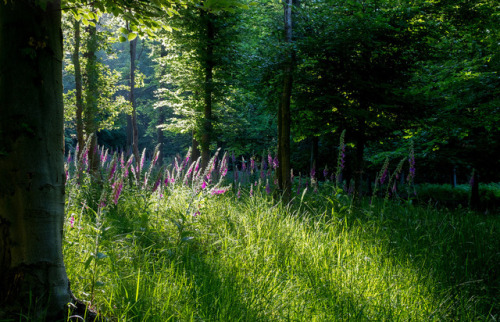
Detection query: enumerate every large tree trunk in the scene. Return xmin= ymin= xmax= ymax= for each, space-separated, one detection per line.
xmin=130 ymin=36 xmax=141 ymax=173
xmin=72 ymin=19 xmax=85 ymax=160
xmin=201 ymin=11 xmax=215 ymax=170
xmin=278 ymin=0 xmax=294 ymax=202
xmin=0 ymin=0 xmax=72 ymax=318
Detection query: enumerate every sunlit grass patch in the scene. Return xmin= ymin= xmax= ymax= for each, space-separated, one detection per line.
xmin=64 ymin=183 xmax=499 ymax=320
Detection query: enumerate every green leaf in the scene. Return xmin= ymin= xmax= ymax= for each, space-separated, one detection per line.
xmin=119 ymin=27 xmax=128 ymax=35
xmin=128 ymin=33 xmax=138 ymax=41
xmin=84 ymin=256 xmax=93 ymax=270
xmin=119 ymin=35 xmax=127 ymax=42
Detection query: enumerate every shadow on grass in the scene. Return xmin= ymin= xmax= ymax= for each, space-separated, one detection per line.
xmin=324 ymin=197 xmax=500 ymax=320
xmin=176 ymin=244 xmax=265 ymax=322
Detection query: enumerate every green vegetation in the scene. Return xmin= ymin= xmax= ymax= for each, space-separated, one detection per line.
xmin=1 ymin=0 xmax=499 ymax=319
xmin=62 ymin=151 xmax=499 ymax=321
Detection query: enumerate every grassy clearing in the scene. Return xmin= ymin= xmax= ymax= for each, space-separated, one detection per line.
xmin=63 ymin=182 xmax=499 ymax=321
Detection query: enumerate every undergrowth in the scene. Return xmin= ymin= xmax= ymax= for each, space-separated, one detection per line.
xmin=63 ymin=181 xmax=500 ymax=321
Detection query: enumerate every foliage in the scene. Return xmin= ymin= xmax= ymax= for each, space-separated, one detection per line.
xmin=63 ymin=148 xmax=500 ymax=320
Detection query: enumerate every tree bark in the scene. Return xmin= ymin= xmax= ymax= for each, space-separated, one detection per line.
xmin=0 ymin=0 xmax=72 ymax=318
xmin=201 ymin=11 xmax=215 ymax=170
xmin=84 ymin=22 xmax=99 ymax=174
xmin=129 ymin=36 xmax=140 ymax=172
xmin=156 ymin=45 xmax=169 ymax=167
xmin=72 ymin=19 xmax=85 ymax=160
xmin=278 ymin=0 xmax=294 ymax=202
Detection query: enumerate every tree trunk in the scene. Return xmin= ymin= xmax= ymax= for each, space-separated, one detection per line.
xmin=84 ymin=22 xmax=99 ymax=174
xmin=278 ymin=0 xmax=294 ymax=202
xmin=72 ymin=18 xmax=84 ymax=160
xmin=0 ymin=0 xmax=72 ymax=318
xmin=156 ymin=44 xmax=168 ymax=167
xmin=129 ymin=36 xmax=140 ymax=172
xmin=157 ymin=106 xmax=165 ymax=167
xmin=201 ymin=11 xmax=215 ymax=170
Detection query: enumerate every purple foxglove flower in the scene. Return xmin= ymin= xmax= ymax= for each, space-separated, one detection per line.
xmin=194 ymin=211 xmax=200 ymax=217
xmin=310 ymin=166 xmax=316 ymax=179
xmin=69 ymin=215 xmax=75 ymax=228
xmin=201 ymin=181 xmax=207 ymax=190
xmin=113 ymin=181 xmax=123 ymax=205
xmin=108 ymin=162 xmax=117 ymax=182
xmin=153 ymin=177 xmax=161 ymax=193
xmin=250 ymin=185 xmax=253 ymax=197
xmin=211 ymin=189 xmax=227 ymax=195
xmin=250 ymin=159 xmax=255 ymax=171
xmin=265 ymin=182 xmax=271 ymax=194
xmin=380 ymin=169 xmax=388 ymax=185
xmin=273 ymin=156 xmax=279 ymax=170
xmin=262 ymin=159 xmax=267 ymax=171
xmin=268 ymin=153 xmax=272 ymax=169
xmin=237 ymin=188 xmax=241 ymax=199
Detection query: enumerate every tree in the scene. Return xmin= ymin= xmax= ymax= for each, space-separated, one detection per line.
xmin=155 ymin=4 xmax=241 ymax=168
xmin=128 ymin=28 xmax=141 ymax=173
xmin=0 ymin=0 xmax=73 ymax=318
xmin=277 ymin=0 xmax=296 ymax=201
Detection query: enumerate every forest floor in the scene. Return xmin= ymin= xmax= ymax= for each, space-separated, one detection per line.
xmin=62 ymin=180 xmax=500 ymax=321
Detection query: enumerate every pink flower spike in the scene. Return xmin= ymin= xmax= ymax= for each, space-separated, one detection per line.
xmin=69 ymin=216 xmax=75 ymax=228
xmin=201 ymin=181 xmax=207 ymax=189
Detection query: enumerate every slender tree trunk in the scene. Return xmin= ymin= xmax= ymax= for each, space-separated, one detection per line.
xmin=0 ymin=0 xmax=72 ymax=318
xmin=278 ymin=0 xmax=294 ymax=201
xmin=157 ymin=106 xmax=165 ymax=167
xmin=72 ymin=19 xmax=84 ymax=160
xmin=201 ymin=11 xmax=215 ymax=170
xmin=156 ymin=45 xmax=169 ymax=167
xmin=129 ymin=36 xmax=140 ymax=171
xmin=84 ymin=22 xmax=99 ymax=175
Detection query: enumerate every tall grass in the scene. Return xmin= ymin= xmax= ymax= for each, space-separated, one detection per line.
xmin=62 ymin=145 xmax=499 ymax=321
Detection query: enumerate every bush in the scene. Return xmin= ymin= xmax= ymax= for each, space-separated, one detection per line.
xmin=415 ymin=183 xmax=500 ymax=212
